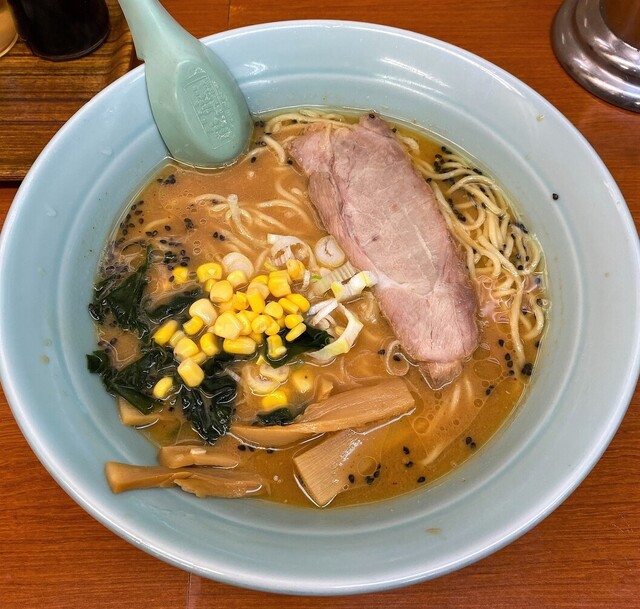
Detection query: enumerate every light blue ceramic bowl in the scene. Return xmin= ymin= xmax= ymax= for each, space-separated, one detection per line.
xmin=1 ymin=21 xmax=639 ymax=595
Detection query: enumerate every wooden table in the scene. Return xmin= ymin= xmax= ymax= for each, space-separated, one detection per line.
xmin=1 ymin=1 xmax=638 ymax=607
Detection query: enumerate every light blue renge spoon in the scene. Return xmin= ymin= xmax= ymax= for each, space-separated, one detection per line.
xmin=117 ymin=0 xmax=253 ymax=167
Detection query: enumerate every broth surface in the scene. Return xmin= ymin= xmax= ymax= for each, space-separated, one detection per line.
xmin=92 ymin=111 xmax=546 ymax=508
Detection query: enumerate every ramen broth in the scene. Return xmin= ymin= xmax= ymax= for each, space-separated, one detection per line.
xmin=91 ymin=111 xmax=546 ymax=508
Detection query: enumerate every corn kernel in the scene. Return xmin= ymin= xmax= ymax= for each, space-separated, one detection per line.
xmin=199 ymin=332 xmax=220 ymax=356
xmin=251 ymin=314 xmax=271 ymax=334
xmin=152 ymin=377 xmax=174 ymax=399
xmin=261 ymin=390 xmax=289 ymax=410
xmin=268 ymin=277 xmax=291 ymax=298
xmin=231 ymin=292 xmax=249 ymax=311
xmin=174 ymin=337 xmax=199 ymax=361
xmin=213 ymin=311 xmax=244 ymax=339
xmin=204 ymin=278 xmax=216 ymax=293
xmin=192 ymin=351 xmax=207 ymax=365
xmin=241 ymin=309 xmax=258 ymax=322
xmin=227 ymin=270 xmax=248 ymax=289
xmin=183 ymin=315 xmax=205 ymax=336
xmin=265 ymin=317 xmax=282 ymax=336
xmin=189 ymin=298 xmax=217 ymax=325
xmin=264 ymin=301 xmax=284 ymax=319
xmin=267 ymin=335 xmax=287 ymax=359
xmin=173 ymin=266 xmax=190 ymax=285
xmin=279 ymin=297 xmax=300 ymax=315
xmin=217 ymin=299 xmax=235 ymax=312
xmin=152 ymin=319 xmax=179 ymax=346
xmin=285 ymin=322 xmax=306 ymax=342
xmin=287 ymin=293 xmax=310 ymax=313
xmin=247 ymin=290 xmax=266 ymax=313
xmin=223 ymin=336 xmax=257 ymax=355
xmin=285 ymin=314 xmax=304 ymax=329
xmin=269 ymin=269 xmax=291 ymax=283
xmin=250 ymin=332 xmax=264 ymax=345
xmin=286 ymin=259 xmax=306 ymax=281
xmin=178 ymin=358 xmax=205 ymax=387
xmin=209 ymin=279 xmax=234 ymax=303
xmin=291 ymin=368 xmax=314 ymax=394
xmin=247 ymin=281 xmax=270 ymax=299
xmin=253 ymin=274 xmax=269 ymax=284
xmin=197 ymin=262 xmax=222 ymax=283
xmin=169 ymin=330 xmax=186 ymax=348
xmin=235 ymin=311 xmax=254 ymax=335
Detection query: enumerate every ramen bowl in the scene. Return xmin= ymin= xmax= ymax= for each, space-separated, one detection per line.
xmin=0 ymin=21 xmax=638 ymax=595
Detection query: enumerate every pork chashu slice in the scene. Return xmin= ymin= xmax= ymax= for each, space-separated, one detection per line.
xmin=287 ymin=114 xmax=479 ymax=388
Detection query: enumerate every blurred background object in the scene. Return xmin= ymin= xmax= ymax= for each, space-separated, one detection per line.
xmin=8 ymin=0 xmax=110 ymax=61
xmin=552 ymin=0 xmax=640 ymax=112
xmin=0 ymin=0 xmax=18 ymax=57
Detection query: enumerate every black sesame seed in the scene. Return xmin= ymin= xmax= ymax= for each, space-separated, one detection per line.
xmin=366 ymin=476 xmax=375 ymax=485
xmin=348 ymin=474 xmax=355 ymax=484
xmin=522 ymin=363 xmax=534 ymax=376
xmin=498 ymin=339 xmax=505 ymax=347
xmin=393 ymin=354 xmax=402 ymax=362
xmin=391 ymin=127 xmax=397 ymax=133
xmin=465 ymin=436 xmax=473 ymax=445
xmin=505 ymin=353 xmax=511 ymax=361
xmin=138 ymin=218 xmax=144 ymax=224
xmin=378 ymin=348 xmax=386 ymax=355
xmin=470 ymin=442 xmax=477 ymax=449
xmin=552 ymin=193 xmax=559 ymax=200
xmin=535 ymin=341 xmax=540 ymax=349
xmin=402 ymin=446 xmax=410 ymax=455
xmin=237 ymin=445 xmax=247 ymax=451
xmin=286 ymin=159 xmax=293 ymax=165
xmin=405 ymin=461 xmax=414 ymax=468
xmin=266 ymin=448 xmax=274 ymax=454
xmin=219 ymin=234 xmax=226 ymax=241
xmin=368 ymin=113 xmax=375 ymax=119
xmin=213 ymin=231 xmax=219 ymax=238
xmin=250 ymin=156 xmax=257 ymax=163
xmin=417 ymin=476 xmax=426 ymax=484
xmin=507 ymin=360 xmax=514 ymax=368
xmin=508 ymin=370 xmax=515 ymax=376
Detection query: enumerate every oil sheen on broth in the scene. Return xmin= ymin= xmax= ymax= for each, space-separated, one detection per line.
xmin=91 ymin=110 xmax=546 ymax=508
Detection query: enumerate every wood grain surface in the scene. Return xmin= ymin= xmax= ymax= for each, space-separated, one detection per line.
xmin=1 ymin=1 xmax=639 ymax=608
xmin=0 ymin=0 xmax=133 ymax=180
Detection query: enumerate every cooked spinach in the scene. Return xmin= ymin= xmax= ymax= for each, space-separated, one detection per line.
xmin=264 ymin=325 xmax=332 ymax=368
xmin=91 ymin=249 xmax=150 ymax=337
xmin=87 ymin=347 xmax=176 ymax=414
xmin=147 ymin=288 xmax=202 ymax=324
xmin=181 ymin=356 xmax=238 ymax=443
xmin=255 ymin=407 xmax=296 ymax=427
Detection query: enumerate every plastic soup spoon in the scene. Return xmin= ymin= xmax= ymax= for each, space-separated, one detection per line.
xmin=117 ymin=0 xmax=252 ymax=167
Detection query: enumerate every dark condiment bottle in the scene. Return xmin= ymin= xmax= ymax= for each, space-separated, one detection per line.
xmin=8 ymin=0 xmax=110 ymax=61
